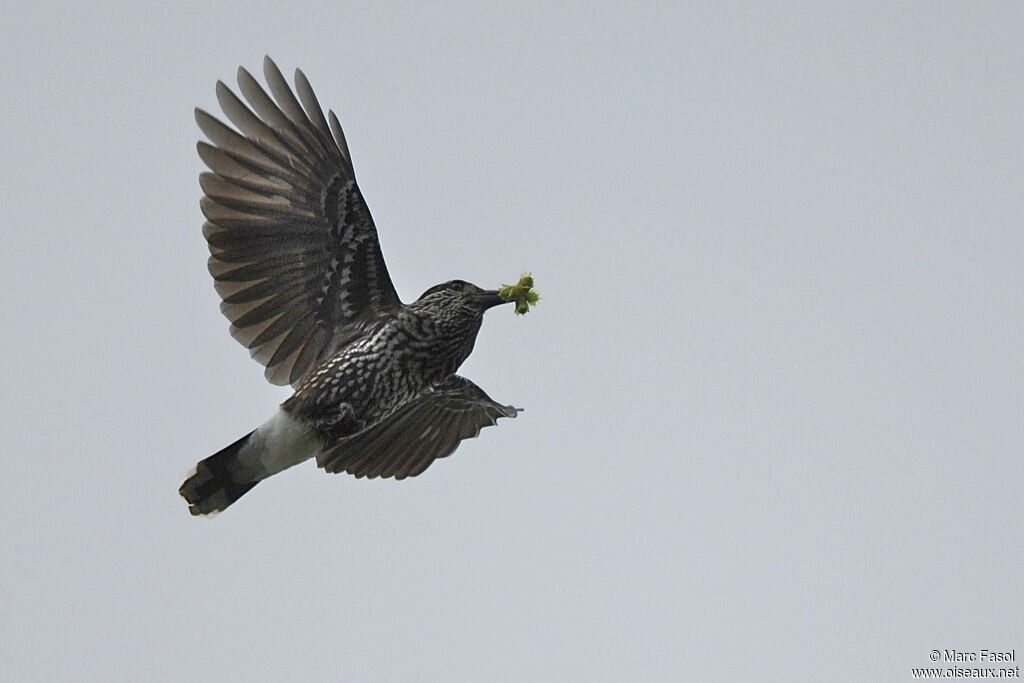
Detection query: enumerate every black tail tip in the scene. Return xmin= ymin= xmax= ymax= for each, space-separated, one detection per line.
xmin=180 ymin=430 xmax=258 ymax=516
xmin=179 ymin=465 xmax=258 ymax=516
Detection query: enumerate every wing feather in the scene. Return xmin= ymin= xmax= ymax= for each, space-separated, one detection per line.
xmin=197 ymin=142 xmax=295 ymax=196
xmin=328 ymin=110 xmax=354 ymax=170
xmin=235 ymin=67 xmax=312 ymax=157
xmin=262 ymin=58 xmax=338 ymax=163
xmin=216 ymin=81 xmax=311 ymax=172
xmin=294 ymin=69 xmax=338 ymax=155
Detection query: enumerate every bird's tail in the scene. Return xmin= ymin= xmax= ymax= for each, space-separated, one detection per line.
xmin=179 ymin=431 xmax=258 ymax=516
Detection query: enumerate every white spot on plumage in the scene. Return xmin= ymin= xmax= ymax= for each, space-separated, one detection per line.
xmin=236 ymin=410 xmax=324 ymax=479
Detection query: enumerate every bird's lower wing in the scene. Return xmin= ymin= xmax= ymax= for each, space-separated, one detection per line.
xmin=317 ymin=376 xmax=519 ymax=479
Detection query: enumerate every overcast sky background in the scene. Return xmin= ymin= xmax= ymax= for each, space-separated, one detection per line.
xmin=2 ymin=2 xmax=1022 ymax=681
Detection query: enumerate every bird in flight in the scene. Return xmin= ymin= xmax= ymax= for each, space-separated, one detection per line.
xmin=179 ymin=57 xmax=527 ymax=516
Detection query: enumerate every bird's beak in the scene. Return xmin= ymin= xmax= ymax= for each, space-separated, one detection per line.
xmin=472 ymin=290 xmax=510 ymax=310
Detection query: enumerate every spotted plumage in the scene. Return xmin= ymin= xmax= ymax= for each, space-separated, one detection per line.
xmin=179 ymin=59 xmax=522 ymax=516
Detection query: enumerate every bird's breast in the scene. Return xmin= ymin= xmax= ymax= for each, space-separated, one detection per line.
xmin=287 ymin=313 xmax=479 ymax=435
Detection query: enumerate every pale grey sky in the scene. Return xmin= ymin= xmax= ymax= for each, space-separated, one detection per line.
xmin=2 ymin=2 xmax=1023 ymax=681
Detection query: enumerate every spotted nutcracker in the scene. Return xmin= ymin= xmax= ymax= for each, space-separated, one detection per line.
xmin=179 ymin=58 xmax=534 ymax=516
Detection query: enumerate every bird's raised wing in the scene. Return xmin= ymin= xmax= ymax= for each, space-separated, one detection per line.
xmin=197 ymin=57 xmax=401 ymax=386
xmin=317 ymin=376 xmax=520 ymax=479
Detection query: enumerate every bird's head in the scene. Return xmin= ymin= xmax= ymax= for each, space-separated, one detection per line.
xmin=413 ymin=279 xmax=510 ymax=316
xmin=409 ymin=280 xmax=510 ymax=372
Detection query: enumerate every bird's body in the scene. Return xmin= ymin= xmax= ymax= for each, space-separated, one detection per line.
xmin=179 ymin=58 xmax=524 ymax=516
xmin=287 ymin=296 xmax=485 ymax=439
